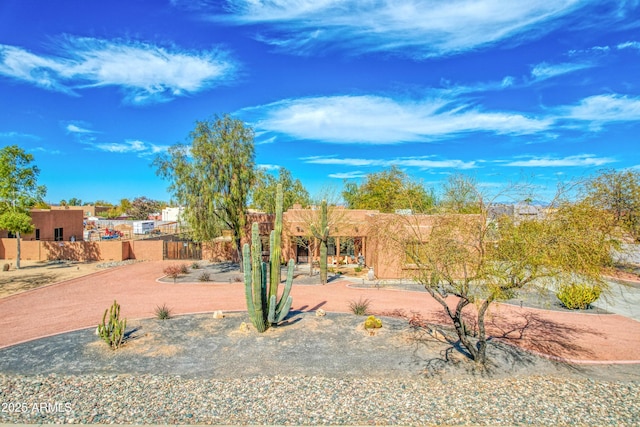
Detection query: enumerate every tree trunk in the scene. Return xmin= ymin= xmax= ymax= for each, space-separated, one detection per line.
xmin=235 ymin=238 xmax=243 ymax=272
xmin=474 ymin=298 xmax=493 ymax=365
xmin=16 ymin=231 xmax=21 ymax=269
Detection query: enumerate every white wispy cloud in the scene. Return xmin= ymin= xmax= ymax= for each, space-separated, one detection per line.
xmin=0 ymin=36 xmax=237 ymax=104
xmin=617 ymin=41 xmax=640 ymax=50
xmin=217 ymin=0 xmax=592 ymax=58
xmin=530 ymin=61 xmax=592 ymax=81
xmin=504 ymin=154 xmax=616 ymax=167
xmin=258 ymin=163 xmax=280 ymax=170
xmin=30 ymin=147 xmax=62 ymax=155
xmin=328 ymin=171 xmax=367 ymax=179
xmin=560 ymin=94 xmax=640 ymax=125
xmin=0 ymin=131 xmax=41 ymax=140
xmin=302 ymin=155 xmax=477 ymax=170
xmin=90 ymin=139 xmax=169 ymax=156
xmin=65 ymin=123 xmax=95 ymax=134
xmin=245 ymin=95 xmax=550 ymax=144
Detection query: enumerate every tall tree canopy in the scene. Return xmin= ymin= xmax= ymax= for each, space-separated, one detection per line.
xmin=0 ymin=145 xmax=46 ymax=268
xmin=342 ymin=166 xmax=435 ymax=213
xmin=128 ymin=197 xmax=166 ymax=220
xmin=154 ymin=114 xmax=255 ymax=262
xmin=582 ymin=169 xmax=640 ymax=240
xmin=250 ymin=167 xmax=310 ymax=213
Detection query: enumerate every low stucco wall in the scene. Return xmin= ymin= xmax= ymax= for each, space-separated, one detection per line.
xmin=0 ymin=239 xmax=127 ymax=262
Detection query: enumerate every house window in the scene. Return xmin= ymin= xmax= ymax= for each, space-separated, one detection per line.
xmin=327 ymin=237 xmax=336 ymax=256
xmin=35 ymin=229 xmax=40 ymax=240
xmin=54 ymin=227 xmax=64 ymax=241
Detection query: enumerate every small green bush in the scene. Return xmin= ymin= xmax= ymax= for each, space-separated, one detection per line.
xmin=556 ymin=284 xmax=602 ymax=310
xmin=191 ymin=262 xmax=200 ymax=270
xmin=155 ymin=303 xmax=172 ymax=320
xmin=198 ymin=271 xmax=211 ymax=282
xmin=354 ymin=266 xmax=362 ymax=273
xmin=348 ymin=297 xmax=371 ymax=316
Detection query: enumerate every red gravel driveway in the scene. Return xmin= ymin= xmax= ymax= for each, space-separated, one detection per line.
xmin=0 ymin=260 xmax=639 ymax=363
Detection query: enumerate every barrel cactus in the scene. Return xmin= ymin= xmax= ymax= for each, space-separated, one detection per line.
xmin=364 ymin=315 xmax=382 ymax=330
xmin=243 ymin=184 xmax=294 ymax=332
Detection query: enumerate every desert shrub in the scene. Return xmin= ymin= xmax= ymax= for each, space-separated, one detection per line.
xmin=163 ymin=265 xmax=183 ymax=283
xmin=354 ymin=266 xmax=362 ymax=273
xmin=198 ymin=271 xmax=211 ymax=282
xmin=556 ymin=283 xmax=602 ymax=310
xmin=155 ymin=303 xmax=172 ymax=320
xmin=348 ymin=297 xmax=371 ymax=316
xmin=97 ymin=300 xmax=127 ymax=350
xmin=191 ymin=262 xmax=200 ymax=270
xmin=364 ymin=315 xmax=383 ymax=329
xmin=233 ymin=275 xmax=243 ymax=282
xmin=179 ymin=263 xmax=189 ymax=274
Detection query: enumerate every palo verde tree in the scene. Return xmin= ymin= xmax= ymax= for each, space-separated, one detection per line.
xmin=581 ymin=168 xmax=640 ymax=241
xmin=0 ymin=145 xmax=47 ymax=269
xmin=342 ymin=166 xmax=436 ymax=213
xmin=154 ymin=114 xmax=255 ymax=264
xmin=371 ymin=178 xmax=619 ymax=365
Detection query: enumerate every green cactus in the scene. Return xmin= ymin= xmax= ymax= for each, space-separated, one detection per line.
xmin=97 ymin=300 xmax=127 ymax=350
xmin=243 ymin=184 xmax=294 ymax=332
xmin=311 ymin=199 xmax=329 ymax=285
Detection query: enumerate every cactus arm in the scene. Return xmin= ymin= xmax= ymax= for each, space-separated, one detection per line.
xmin=276 ymin=259 xmax=295 ymax=314
xmin=251 ymin=223 xmax=267 ymax=332
xmin=270 ymin=183 xmax=284 ymax=300
xmin=275 ymin=296 xmax=293 ymax=323
xmin=267 ymin=294 xmax=277 ymax=324
xmin=243 ymin=243 xmax=256 ymax=322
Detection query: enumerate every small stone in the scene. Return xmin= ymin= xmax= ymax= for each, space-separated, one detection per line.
xmin=315 ymin=309 xmax=326 ymax=317
xmin=212 ymin=310 xmax=225 ymax=319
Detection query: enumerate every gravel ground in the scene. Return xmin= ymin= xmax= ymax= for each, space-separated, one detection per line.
xmin=1 ymin=374 xmax=638 ymax=425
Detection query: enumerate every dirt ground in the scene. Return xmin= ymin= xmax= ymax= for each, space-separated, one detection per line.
xmin=0 ymin=260 xmax=106 ymax=298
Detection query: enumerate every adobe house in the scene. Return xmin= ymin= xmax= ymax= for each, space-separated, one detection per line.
xmin=0 ymin=209 xmax=84 ymax=242
xmin=50 ymin=204 xmax=110 ymax=217
xmin=282 ymin=205 xmax=375 ymax=267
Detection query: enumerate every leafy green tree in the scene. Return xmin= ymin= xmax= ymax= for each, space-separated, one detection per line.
xmin=342 ymin=166 xmax=435 ymax=213
xmin=154 ymin=114 xmax=255 ymax=264
xmin=371 ymin=180 xmax=618 ymax=365
xmin=251 ymin=167 xmax=310 ymax=213
xmin=438 ymin=173 xmax=482 ymax=213
xmin=582 ymin=169 xmax=640 ymax=240
xmin=0 ymin=145 xmax=46 ymax=268
xmin=68 ymin=197 xmax=82 ymax=206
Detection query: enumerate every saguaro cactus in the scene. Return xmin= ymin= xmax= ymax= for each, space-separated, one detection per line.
xmin=312 ymin=199 xmax=329 ymax=285
xmin=243 ymin=184 xmax=294 ymax=332
xmin=97 ymin=300 xmax=127 ymax=350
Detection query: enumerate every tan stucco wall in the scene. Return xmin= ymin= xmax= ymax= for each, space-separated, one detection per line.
xmin=130 ymin=240 xmax=164 ymax=261
xmin=0 ymin=239 xmax=126 ymax=262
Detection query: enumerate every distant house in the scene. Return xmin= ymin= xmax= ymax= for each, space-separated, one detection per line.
xmin=50 ymin=205 xmax=110 ymax=217
xmin=162 ymin=207 xmax=185 ymax=222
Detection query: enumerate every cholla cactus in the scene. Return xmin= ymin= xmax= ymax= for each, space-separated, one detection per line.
xmin=97 ymin=300 xmax=127 ymax=350
xmin=243 ymin=184 xmax=294 ymax=332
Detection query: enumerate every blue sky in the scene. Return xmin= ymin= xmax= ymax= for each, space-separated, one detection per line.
xmin=1 ymin=0 xmax=639 ymax=205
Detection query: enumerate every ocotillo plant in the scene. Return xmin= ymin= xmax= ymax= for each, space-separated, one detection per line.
xmin=97 ymin=300 xmax=127 ymax=350
xmin=311 ymin=199 xmax=329 ymax=285
xmin=243 ymin=184 xmax=294 ymax=332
